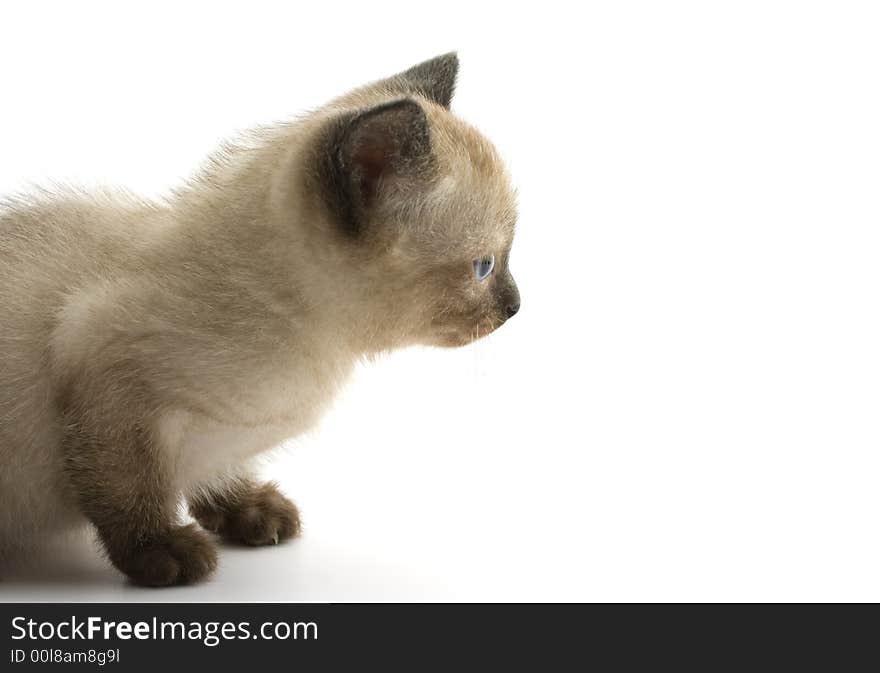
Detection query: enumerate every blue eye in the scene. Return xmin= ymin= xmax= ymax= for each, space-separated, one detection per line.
xmin=473 ymin=255 xmax=495 ymax=281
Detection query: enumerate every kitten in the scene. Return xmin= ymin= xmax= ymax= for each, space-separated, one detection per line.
xmin=0 ymin=53 xmax=519 ymax=586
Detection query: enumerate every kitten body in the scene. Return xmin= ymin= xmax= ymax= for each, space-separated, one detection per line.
xmin=0 ymin=54 xmax=519 ymax=584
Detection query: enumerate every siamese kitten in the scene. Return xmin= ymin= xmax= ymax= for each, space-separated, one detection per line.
xmin=0 ymin=53 xmax=519 ymax=586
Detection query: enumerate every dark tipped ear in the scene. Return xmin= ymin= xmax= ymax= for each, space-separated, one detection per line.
xmin=318 ymin=98 xmax=432 ymax=237
xmin=392 ymin=52 xmax=459 ymax=109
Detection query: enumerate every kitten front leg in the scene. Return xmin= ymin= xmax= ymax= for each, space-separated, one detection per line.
xmin=189 ymin=479 xmax=301 ymax=546
xmin=61 ymin=378 xmax=217 ymax=587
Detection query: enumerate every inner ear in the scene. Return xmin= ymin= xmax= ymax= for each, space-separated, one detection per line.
xmin=329 ymin=98 xmax=432 ymax=236
xmin=349 ymin=115 xmax=405 ymax=206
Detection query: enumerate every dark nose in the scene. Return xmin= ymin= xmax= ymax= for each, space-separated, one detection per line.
xmin=500 ymin=273 xmax=520 ymax=320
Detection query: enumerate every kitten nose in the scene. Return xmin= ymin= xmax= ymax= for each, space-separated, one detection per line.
xmin=501 ymin=275 xmax=520 ymax=320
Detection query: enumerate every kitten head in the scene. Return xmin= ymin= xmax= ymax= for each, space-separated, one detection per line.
xmin=304 ymin=54 xmax=519 ymax=351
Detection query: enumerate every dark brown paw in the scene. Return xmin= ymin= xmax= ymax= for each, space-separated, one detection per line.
xmin=192 ymin=483 xmax=301 ymax=546
xmin=113 ymin=524 xmax=218 ymax=587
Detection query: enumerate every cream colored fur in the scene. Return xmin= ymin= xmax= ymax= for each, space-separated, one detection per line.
xmin=0 ymin=54 xmax=517 ymax=569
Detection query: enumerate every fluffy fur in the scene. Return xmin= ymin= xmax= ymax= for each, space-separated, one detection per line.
xmin=0 ymin=53 xmax=519 ymax=585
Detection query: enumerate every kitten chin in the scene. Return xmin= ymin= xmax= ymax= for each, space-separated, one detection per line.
xmin=0 ymin=52 xmax=518 ymax=585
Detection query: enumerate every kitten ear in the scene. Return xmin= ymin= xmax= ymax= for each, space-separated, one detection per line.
xmin=321 ymin=98 xmax=432 ymax=237
xmin=390 ymin=52 xmax=459 ymax=109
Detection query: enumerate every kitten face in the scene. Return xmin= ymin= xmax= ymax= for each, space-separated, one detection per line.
xmin=401 ymin=111 xmax=520 ymax=348
xmin=308 ymin=54 xmax=520 ymax=350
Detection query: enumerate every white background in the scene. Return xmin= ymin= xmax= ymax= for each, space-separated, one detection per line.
xmin=1 ymin=1 xmax=879 ymax=602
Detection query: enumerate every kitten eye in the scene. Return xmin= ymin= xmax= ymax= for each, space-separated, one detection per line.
xmin=473 ymin=254 xmax=495 ymax=281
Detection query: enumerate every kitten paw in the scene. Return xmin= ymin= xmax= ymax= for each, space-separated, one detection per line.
xmin=193 ymin=483 xmax=301 ymax=546
xmin=114 ymin=524 xmax=218 ymax=587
